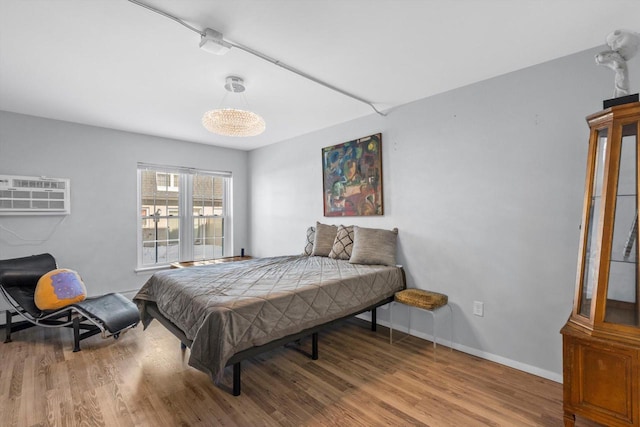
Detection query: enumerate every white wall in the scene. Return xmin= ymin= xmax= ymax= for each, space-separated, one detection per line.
xmin=0 ymin=112 xmax=249 ymax=300
xmin=248 ymin=47 xmax=640 ymax=380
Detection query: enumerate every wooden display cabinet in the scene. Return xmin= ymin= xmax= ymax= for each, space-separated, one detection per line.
xmin=561 ymin=102 xmax=640 ymax=426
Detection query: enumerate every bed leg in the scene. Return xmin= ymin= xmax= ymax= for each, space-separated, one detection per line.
xmin=371 ymin=307 xmax=377 ymax=331
xmin=233 ymin=362 xmax=241 ymax=396
xmin=73 ymin=317 xmax=81 ymax=352
xmin=4 ymin=310 xmax=12 ymax=343
xmin=311 ymin=332 xmax=318 ymax=360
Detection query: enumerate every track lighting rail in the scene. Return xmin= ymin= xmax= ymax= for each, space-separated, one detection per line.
xmin=128 ymin=0 xmax=387 ymax=116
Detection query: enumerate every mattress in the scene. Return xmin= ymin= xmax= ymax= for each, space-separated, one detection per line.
xmin=133 ymin=255 xmax=405 ymax=380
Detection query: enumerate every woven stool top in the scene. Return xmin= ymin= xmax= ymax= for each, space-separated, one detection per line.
xmin=395 ymin=288 xmax=448 ymax=310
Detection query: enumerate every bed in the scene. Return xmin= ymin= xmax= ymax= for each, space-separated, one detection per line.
xmin=133 ymin=253 xmax=405 ymax=395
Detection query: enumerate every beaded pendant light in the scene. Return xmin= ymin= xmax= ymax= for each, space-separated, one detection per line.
xmin=202 ymin=76 xmax=265 ymax=137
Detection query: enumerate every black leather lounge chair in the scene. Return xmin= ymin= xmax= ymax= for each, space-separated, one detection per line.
xmin=0 ymin=253 xmax=140 ymax=351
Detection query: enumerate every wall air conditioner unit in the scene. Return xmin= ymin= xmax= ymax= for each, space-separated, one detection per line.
xmin=0 ymin=174 xmax=70 ymax=215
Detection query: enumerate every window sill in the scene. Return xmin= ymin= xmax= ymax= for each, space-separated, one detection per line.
xmin=135 ymin=264 xmax=171 ymax=274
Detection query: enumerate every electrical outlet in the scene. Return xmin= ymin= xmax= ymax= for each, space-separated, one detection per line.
xmin=473 ymin=301 xmax=484 ymax=317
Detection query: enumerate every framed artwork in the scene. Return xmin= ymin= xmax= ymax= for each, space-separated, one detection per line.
xmin=322 ymin=133 xmax=383 ymax=216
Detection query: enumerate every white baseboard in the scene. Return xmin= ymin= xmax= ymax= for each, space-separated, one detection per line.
xmin=357 ymin=312 xmax=563 ymax=384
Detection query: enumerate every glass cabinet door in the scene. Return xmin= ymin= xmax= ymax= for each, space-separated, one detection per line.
xmin=579 ymin=128 xmax=608 ymax=319
xmin=605 ymin=123 xmax=640 ymax=327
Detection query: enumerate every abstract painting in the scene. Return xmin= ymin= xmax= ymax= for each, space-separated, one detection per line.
xmin=322 ymin=133 xmax=383 ymax=216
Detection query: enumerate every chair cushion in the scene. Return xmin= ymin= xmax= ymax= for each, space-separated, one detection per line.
xmin=0 ymin=253 xmax=57 ymax=289
xmin=74 ymin=293 xmax=140 ymax=333
xmin=35 ymin=269 xmax=86 ymax=310
xmin=395 ymin=289 xmax=448 ymax=310
xmin=3 ymin=284 xmax=44 ymax=317
xmin=0 ymin=253 xmax=58 ymax=316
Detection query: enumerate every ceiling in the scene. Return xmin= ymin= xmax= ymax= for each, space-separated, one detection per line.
xmin=1 ymin=0 xmax=639 ymax=151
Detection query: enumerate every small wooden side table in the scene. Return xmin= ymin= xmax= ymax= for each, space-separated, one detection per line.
xmin=170 ymin=255 xmax=252 ymax=269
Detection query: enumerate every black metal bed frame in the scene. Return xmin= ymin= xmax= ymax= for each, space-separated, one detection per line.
xmin=145 ymin=296 xmax=393 ymax=396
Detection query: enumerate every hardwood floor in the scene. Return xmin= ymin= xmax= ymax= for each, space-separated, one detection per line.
xmin=0 ymin=318 xmax=602 ymax=426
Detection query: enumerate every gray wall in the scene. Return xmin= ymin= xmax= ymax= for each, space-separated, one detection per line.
xmin=248 ymin=47 xmax=640 ymax=380
xmin=0 ymin=112 xmax=249 ymax=301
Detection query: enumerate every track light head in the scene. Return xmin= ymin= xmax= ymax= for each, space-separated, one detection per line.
xmin=199 ymin=28 xmax=232 ymax=55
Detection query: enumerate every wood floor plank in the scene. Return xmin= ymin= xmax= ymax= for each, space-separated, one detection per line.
xmin=0 ymin=318 xmax=604 ymax=426
xmin=273 ymin=355 xmax=378 ymax=426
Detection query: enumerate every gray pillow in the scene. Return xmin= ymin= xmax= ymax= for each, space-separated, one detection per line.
xmin=329 ymin=225 xmax=354 ymax=260
xmin=303 ymin=226 xmax=316 ymax=256
xmin=349 ymin=226 xmax=398 ymax=266
xmin=312 ymin=222 xmax=338 ymax=257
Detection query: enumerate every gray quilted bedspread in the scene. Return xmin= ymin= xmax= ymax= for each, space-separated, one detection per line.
xmin=133 ymin=255 xmax=405 ymax=380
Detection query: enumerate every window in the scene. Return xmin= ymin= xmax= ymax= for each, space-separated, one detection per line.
xmin=156 ymin=172 xmax=179 ymax=192
xmin=137 ymin=164 xmax=231 ymax=269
